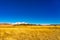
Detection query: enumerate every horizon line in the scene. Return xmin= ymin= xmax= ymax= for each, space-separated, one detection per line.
xmin=0 ymin=22 xmax=59 ymax=25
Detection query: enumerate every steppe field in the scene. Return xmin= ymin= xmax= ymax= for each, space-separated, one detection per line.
xmin=0 ymin=25 xmax=60 ymax=40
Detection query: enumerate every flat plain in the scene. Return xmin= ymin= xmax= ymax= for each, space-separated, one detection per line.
xmin=0 ymin=25 xmax=60 ymax=40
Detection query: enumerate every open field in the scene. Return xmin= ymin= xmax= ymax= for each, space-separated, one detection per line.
xmin=0 ymin=25 xmax=60 ymax=40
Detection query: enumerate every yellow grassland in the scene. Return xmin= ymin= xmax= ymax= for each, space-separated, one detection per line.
xmin=0 ymin=25 xmax=60 ymax=40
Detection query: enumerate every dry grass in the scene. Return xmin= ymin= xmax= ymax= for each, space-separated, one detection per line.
xmin=0 ymin=25 xmax=59 ymax=40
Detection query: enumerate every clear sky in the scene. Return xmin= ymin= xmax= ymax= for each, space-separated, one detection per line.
xmin=0 ymin=0 xmax=60 ymax=24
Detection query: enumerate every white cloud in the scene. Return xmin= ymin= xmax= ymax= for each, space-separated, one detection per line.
xmin=11 ymin=22 xmax=28 ymax=24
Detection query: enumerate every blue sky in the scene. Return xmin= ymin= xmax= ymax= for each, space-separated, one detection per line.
xmin=0 ymin=0 xmax=60 ymax=24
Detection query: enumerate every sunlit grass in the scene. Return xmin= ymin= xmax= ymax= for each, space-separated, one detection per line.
xmin=0 ymin=25 xmax=59 ymax=40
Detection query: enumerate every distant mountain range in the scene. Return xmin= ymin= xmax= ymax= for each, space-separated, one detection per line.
xmin=0 ymin=22 xmax=59 ymax=26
